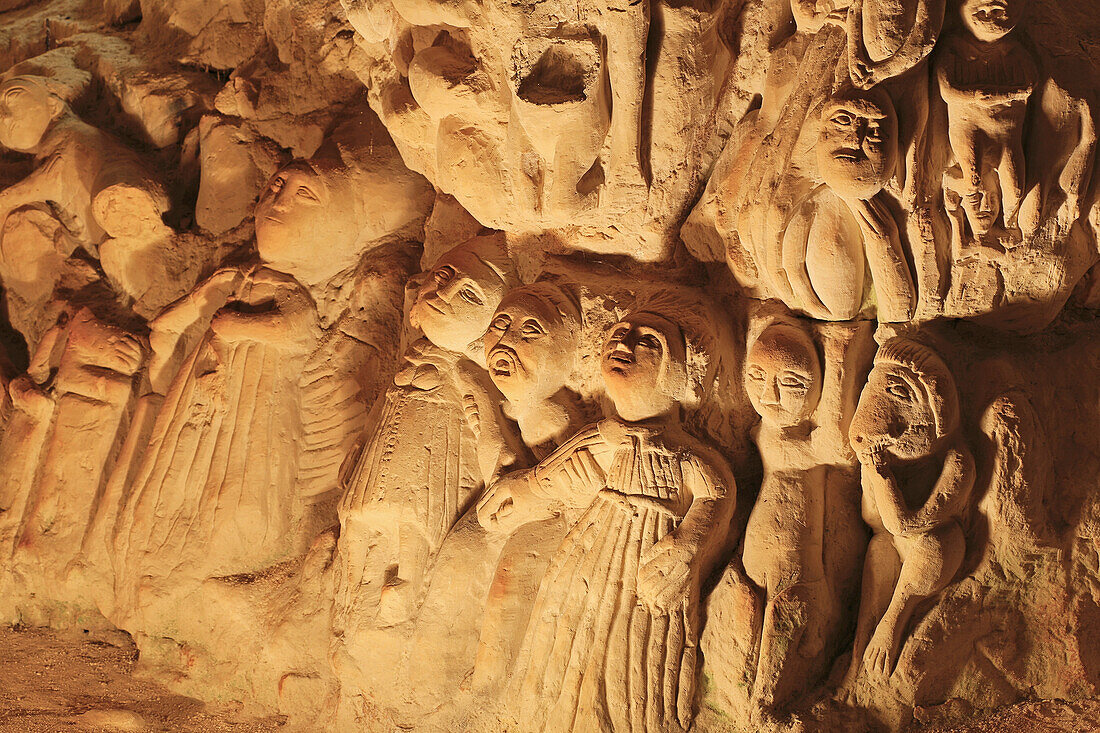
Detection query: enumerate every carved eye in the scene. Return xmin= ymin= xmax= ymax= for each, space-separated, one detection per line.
xmin=638 ymin=334 xmax=661 ymax=350
xmin=886 ymin=379 xmax=913 ymax=401
xmin=520 ymin=319 xmax=546 ymax=338
xmin=460 ymin=286 xmax=484 ymax=306
xmin=610 ymin=326 xmax=630 ymax=342
xmin=296 ymin=186 xmax=319 ymax=202
xmin=271 ymin=176 xmax=286 ymax=191
xmin=747 ymin=366 xmax=766 ymax=382
xmin=432 ymin=265 xmax=456 ymax=285
xmin=779 ymin=374 xmax=808 ymax=390
xmin=489 ymin=314 xmax=511 ymax=331
xmin=831 ymin=112 xmax=854 ymax=127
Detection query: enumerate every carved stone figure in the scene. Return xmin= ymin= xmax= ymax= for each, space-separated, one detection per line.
xmin=333 ymin=234 xmax=520 ymax=645
xmin=843 ymin=337 xmax=975 ymax=687
xmin=935 ymin=0 xmax=1037 ymax=240
xmin=741 ymin=321 xmax=854 ymax=721
xmin=111 ymin=129 xmax=431 ymax=622
xmin=476 ymin=296 xmax=736 ymax=733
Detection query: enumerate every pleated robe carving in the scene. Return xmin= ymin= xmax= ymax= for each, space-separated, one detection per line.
xmin=509 ymin=419 xmax=724 ymax=733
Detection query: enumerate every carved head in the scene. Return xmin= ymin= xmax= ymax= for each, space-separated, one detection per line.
xmin=484 ymin=282 xmax=581 ymax=405
xmin=254 ymin=160 xmax=369 ymax=286
xmin=961 ymin=0 xmax=1023 ymax=43
xmin=745 ymin=322 xmax=822 ymax=428
xmin=602 ymin=311 xmax=688 ymax=422
xmin=816 ymin=90 xmax=898 ymax=200
xmin=0 ymin=76 xmax=65 ymax=153
xmin=849 ymin=338 xmax=960 ymax=461
xmin=410 ymin=236 xmax=517 ymax=355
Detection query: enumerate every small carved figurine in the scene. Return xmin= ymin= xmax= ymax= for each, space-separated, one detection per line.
xmin=477 ymin=294 xmax=736 ymax=733
xmin=936 ymin=0 xmax=1037 ymax=238
xmin=843 ymin=337 xmax=974 ymax=686
xmin=742 ymin=322 xmax=833 ymax=720
xmin=779 ymin=88 xmax=916 ymax=322
xmin=112 ymin=135 xmax=429 ymax=617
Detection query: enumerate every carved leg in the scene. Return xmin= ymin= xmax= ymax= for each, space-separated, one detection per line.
xmin=602 ymin=9 xmax=650 ymax=207
xmin=841 ymin=532 xmax=900 ymax=689
xmin=861 ymin=521 xmax=965 ymax=679
xmin=997 ymin=139 xmax=1026 ymax=228
xmin=947 ymin=121 xmax=986 ymax=234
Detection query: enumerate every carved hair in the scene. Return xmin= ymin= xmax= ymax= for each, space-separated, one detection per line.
xmin=876 ymin=336 xmax=960 ymax=439
xmin=507 ymin=280 xmax=583 ymax=335
xmin=633 ymin=287 xmax=718 ymax=410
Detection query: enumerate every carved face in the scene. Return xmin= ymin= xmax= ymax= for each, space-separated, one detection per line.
xmin=816 ymin=94 xmax=898 ymax=200
xmin=849 ymin=363 xmax=939 ymax=461
xmin=410 ymin=242 xmax=509 ymax=354
xmin=484 ymin=289 xmax=575 ymax=404
xmin=745 ymin=325 xmax=821 ymax=428
xmin=961 ymin=0 xmax=1021 ymax=43
xmin=601 ymin=313 xmax=686 ymax=422
xmin=0 ymin=78 xmax=61 ymax=153
xmin=255 ymin=162 xmax=364 ymax=285
xmin=963 ymin=168 xmax=1002 ymax=235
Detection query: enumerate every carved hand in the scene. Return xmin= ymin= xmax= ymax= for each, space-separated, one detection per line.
xmin=638 ymin=533 xmax=698 ymax=613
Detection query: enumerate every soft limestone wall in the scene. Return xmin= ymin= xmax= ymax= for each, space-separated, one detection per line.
xmin=0 ymin=0 xmax=1098 ymax=731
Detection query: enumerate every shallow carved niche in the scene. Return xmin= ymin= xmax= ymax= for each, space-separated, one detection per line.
xmin=342 ymin=0 xmax=736 ymax=255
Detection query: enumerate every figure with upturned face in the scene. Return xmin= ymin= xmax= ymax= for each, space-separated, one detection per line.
xmin=776 ymin=88 xmax=916 ymax=322
xmin=483 ymin=282 xmax=584 ymax=458
xmin=333 ymin=235 xmax=521 ymax=640
xmin=477 ymin=292 xmax=736 ymax=733
xmin=936 ymin=0 xmax=1036 ymax=239
xmin=842 ymin=337 xmax=974 ymax=688
xmin=110 ymin=124 xmax=431 ymax=622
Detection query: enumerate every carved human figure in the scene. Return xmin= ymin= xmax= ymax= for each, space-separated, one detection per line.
xmin=778 ymin=89 xmax=916 ymax=321
xmin=470 ymin=281 xmax=587 ymax=690
xmin=110 ymin=139 xmax=429 ymax=618
xmin=741 ymin=322 xmax=836 ymax=720
xmin=843 ymin=338 xmax=974 ymax=685
xmin=333 ymin=235 xmax=520 ymax=637
xmin=477 ymin=297 xmax=736 ymax=732
xmin=846 ymin=0 xmax=946 ymax=89
xmin=935 ymin=0 xmax=1037 ymax=238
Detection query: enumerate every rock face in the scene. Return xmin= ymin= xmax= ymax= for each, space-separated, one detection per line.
xmin=0 ymin=0 xmax=1098 ymax=731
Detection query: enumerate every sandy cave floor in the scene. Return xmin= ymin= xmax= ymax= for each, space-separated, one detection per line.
xmin=1 ymin=625 xmax=1100 ymax=732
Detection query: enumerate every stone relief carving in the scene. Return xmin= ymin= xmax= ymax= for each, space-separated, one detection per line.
xmin=842 ymin=337 xmax=974 ymax=693
xmin=0 ymin=0 xmax=1098 ymax=731
xmin=476 ymin=297 xmax=736 ymax=733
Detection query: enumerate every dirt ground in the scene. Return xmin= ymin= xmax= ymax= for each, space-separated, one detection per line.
xmin=2 ymin=624 xmax=1099 ymax=732
xmin=0 ymin=626 xmax=282 ymax=732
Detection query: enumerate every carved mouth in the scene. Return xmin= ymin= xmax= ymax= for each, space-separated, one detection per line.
xmin=606 ymin=351 xmax=633 ymax=374
xmin=264 ymin=215 xmax=285 ymax=224
xmin=489 ymin=348 xmax=519 ymax=377
xmin=833 ymin=148 xmax=863 ymax=162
